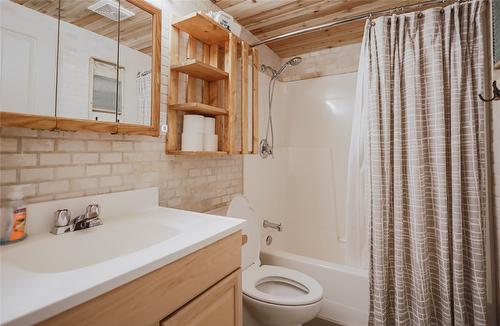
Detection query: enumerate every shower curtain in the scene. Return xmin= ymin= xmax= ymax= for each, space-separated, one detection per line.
xmin=346 ymin=0 xmax=489 ymax=324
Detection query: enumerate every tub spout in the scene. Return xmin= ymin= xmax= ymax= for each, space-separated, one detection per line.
xmin=263 ymin=219 xmax=282 ymax=232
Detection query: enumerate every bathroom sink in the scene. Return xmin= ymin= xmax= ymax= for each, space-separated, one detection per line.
xmin=1 ymin=188 xmax=245 ymax=326
xmin=2 ymin=218 xmax=179 ymax=273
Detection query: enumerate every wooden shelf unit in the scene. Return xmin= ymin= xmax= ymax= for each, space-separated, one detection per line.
xmin=167 ymin=12 xmax=259 ymax=155
xmin=172 ymin=12 xmax=229 ymax=45
xmin=171 ymin=59 xmax=228 ymax=81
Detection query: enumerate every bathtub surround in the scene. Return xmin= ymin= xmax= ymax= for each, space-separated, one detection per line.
xmin=349 ymin=1 xmax=490 ymax=325
xmin=243 ymin=68 xmax=367 ymax=324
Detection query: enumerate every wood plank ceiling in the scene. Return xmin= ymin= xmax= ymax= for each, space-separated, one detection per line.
xmin=213 ymin=0 xmax=435 ymax=58
xmin=12 ymin=0 xmax=153 ymax=55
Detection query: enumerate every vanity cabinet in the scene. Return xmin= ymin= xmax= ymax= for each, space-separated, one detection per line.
xmin=161 ymin=269 xmax=242 ymax=326
xmin=38 ymin=231 xmax=242 ymax=326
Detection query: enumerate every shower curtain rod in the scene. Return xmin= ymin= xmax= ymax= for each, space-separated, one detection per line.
xmin=250 ymin=0 xmax=468 ymax=47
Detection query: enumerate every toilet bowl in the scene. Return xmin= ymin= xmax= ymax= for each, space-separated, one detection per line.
xmin=227 ymin=195 xmax=323 ymax=326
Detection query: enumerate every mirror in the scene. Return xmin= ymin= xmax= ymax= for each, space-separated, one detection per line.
xmin=0 ymin=0 xmax=160 ymax=134
xmin=0 ymin=0 xmax=59 ymax=117
xmin=117 ymin=0 xmax=153 ymax=126
xmin=57 ymin=0 xmax=120 ymax=123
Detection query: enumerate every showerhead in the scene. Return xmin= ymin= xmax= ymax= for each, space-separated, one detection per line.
xmin=260 ymin=56 xmax=302 ymax=81
xmin=275 ymin=56 xmax=302 ymax=77
xmin=287 ymin=56 xmax=302 ymax=66
xmin=259 ymin=56 xmax=302 ymax=159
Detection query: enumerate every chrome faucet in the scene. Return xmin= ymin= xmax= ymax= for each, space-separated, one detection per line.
xmin=51 ymin=204 xmax=103 ymax=235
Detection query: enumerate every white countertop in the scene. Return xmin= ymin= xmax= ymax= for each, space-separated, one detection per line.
xmin=1 ymin=200 xmax=244 ymax=325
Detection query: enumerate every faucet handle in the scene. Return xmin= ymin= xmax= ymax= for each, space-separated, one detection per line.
xmin=54 ymin=209 xmax=71 ymax=227
xmin=86 ymin=204 xmax=100 ymax=218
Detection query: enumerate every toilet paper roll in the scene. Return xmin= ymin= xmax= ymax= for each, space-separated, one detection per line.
xmin=183 ymin=115 xmax=204 ymax=134
xmin=204 ymin=117 xmax=216 ymax=135
xmin=203 ymin=134 xmax=218 ymax=151
xmin=182 ymin=133 xmax=204 ymax=151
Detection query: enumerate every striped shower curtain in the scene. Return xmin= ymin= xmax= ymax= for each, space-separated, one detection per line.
xmin=353 ymin=0 xmax=489 ymax=324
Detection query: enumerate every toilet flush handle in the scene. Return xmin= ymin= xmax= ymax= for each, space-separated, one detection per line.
xmin=263 ymin=220 xmax=282 ymax=232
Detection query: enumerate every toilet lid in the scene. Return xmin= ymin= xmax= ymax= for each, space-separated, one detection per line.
xmin=243 ymin=265 xmax=323 ymax=306
xmin=227 ymin=195 xmax=260 ymax=269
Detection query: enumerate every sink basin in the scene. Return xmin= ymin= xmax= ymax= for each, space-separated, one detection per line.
xmin=2 ymin=218 xmax=178 ymax=273
xmin=1 ymin=188 xmax=245 ymax=326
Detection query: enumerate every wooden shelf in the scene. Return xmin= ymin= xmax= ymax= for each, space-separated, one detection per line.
xmin=168 ymin=151 xmax=228 ymax=156
xmin=168 ymin=12 xmax=259 ymax=156
xmin=169 ymin=103 xmax=228 ymax=116
xmin=171 ymin=59 xmax=228 ymax=81
xmin=173 ymin=12 xmax=229 ymax=45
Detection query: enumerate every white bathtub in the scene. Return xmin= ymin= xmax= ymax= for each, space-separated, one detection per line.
xmin=260 ymin=249 xmax=369 ymax=326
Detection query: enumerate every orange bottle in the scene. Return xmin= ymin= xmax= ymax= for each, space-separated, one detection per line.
xmin=0 ymin=187 xmax=28 ymax=245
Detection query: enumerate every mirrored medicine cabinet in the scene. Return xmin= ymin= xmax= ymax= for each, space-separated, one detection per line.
xmin=0 ymin=0 xmax=161 ymax=136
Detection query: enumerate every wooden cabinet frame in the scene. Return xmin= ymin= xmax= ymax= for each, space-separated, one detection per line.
xmin=166 ymin=12 xmax=259 ymax=155
xmin=0 ymin=0 xmax=161 ymax=137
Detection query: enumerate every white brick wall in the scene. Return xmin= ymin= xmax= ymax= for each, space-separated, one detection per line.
xmin=0 ymin=127 xmax=243 ymax=212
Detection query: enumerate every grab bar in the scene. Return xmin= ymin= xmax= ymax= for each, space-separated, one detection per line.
xmin=263 ymin=220 xmax=282 ymax=232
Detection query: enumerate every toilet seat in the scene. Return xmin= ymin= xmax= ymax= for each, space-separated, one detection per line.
xmin=243 ymin=264 xmax=323 ymax=306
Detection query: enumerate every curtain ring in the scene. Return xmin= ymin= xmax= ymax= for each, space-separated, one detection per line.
xmin=417 ymin=12 xmax=424 ymax=18
xmin=368 ymin=12 xmax=375 ymax=26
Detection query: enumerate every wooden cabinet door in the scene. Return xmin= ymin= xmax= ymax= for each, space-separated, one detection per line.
xmin=161 ymin=269 xmax=242 ymax=326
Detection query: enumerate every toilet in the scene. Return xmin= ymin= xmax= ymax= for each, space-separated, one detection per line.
xmin=227 ymin=195 xmax=323 ymax=326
